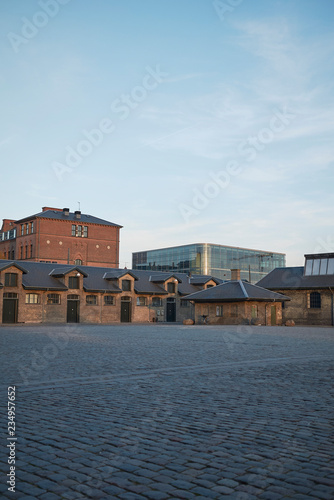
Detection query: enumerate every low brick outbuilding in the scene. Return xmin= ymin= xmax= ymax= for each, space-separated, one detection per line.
xmin=181 ymin=280 xmax=290 ymax=326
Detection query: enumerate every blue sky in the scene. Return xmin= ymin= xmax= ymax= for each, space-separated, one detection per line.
xmin=1 ymin=0 xmax=333 ymax=267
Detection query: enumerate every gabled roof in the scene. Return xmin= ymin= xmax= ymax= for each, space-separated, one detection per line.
xmin=189 ymin=275 xmax=220 ymax=286
xmin=0 ymin=261 xmax=225 ymax=295
xmin=0 ymin=261 xmax=28 ymax=274
xmin=103 ymin=270 xmax=138 ymax=280
xmin=49 ymin=267 xmax=88 ymax=278
xmin=257 ymin=267 xmax=334 ymax=290
xmin=15 ymin=209 xmax=122 ymax=227
xmin=149 ymin=273 xmax=182 ymax=283
xmin=182 ymin=280 xmax=290 ymax=302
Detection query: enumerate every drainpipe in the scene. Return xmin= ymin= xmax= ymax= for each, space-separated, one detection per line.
xmin=37 ymin=218 xmax=40 ymax=260
xmin=329 ymin=287 xmax=334 ymax=326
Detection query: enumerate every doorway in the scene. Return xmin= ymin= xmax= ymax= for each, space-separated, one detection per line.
xmin=166 ymin=298 xmax=176 ymax=322
xmin=121 ymin=297 xmax=131 ymax=322
xmin=271 ymin=305 xmax=277 ymax=326
xmin=67 ymin=295 xmax=80 ymax=323
xmin=2 ymin=294 xmax=18 ymax=323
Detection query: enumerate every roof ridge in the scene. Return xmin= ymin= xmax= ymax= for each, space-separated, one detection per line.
xmin=238 ymin=279 xmax=248 ymax=298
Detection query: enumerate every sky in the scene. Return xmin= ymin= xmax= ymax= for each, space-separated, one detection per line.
xmin=1 ymin=0 xmax=333 ymax=268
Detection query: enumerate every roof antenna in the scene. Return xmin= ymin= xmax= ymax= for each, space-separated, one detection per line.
xmin=78 ymin=201 xmax=80 ymax=211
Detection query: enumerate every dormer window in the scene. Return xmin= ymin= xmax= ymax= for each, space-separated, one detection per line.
xmin=5 ymin=273 xmax=18 ymax=287
xmin=167 ymin=282 xmax=176 ymax=293
xmin=122 ymin=279 xmax=131 ymax=291
xmin=69 ymin=276 xmax=79 ymax=289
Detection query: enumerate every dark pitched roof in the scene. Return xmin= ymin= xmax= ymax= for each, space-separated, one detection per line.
xmin=182 ymin=280 xmax=290 ymax=302
xmin=149 ymin=273 xmax=182 ymax=283
xmin=0 ymin=260 xmax=224 ymax=295
xmin=189 ymin=275 xmax=220 ymax=286
xmin=49 ymin=267 xmax=88 ymax=278
xmin=103 ymin=270 xmax=138 ymax=280
xmin=0 ymin=261 xmax=28 ymax=274
xmin=256 ymin=267 xmax=334 ymax=290
xmin=15 ymin=210 xmax=122 ymax=227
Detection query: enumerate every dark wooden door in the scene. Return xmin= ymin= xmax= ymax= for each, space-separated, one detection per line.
xmin=166 ymin=301 xmax=176 ymax=322
xmin=2 ymin=299 xmax=18 ymax=323
xmin=271 ymin=305 xmax=276 ymax=326
xmin=67 ymin=300 xmax=79 ymax=323
xmin=121 ymin=301 xmax=131 ymax=322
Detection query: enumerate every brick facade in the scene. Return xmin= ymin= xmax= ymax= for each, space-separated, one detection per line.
xmin=0 ymin=264 xmax=202 ymax=325
xmin=194 ymin=301 xmax=283 ymax=326
xmin=0 ymin=207 xmax=121 ymax=267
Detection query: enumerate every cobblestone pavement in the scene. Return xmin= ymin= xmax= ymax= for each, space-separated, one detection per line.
xmin=1 ymin=324 xmax=334 ymax=499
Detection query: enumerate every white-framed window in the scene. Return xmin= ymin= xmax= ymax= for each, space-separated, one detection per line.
xmin=136 ymin=297 xmax=147 ymax=306
xmin=216 ymin=305 xmax=223 ymax=317
xmin=26 ymin=293 xmax=40 ymax=304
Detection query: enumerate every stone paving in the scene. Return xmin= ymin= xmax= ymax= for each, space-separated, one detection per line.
xmin=0 ymin=323 xmax=334 ymax=499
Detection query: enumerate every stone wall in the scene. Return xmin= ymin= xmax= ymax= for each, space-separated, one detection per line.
xmin=276 ymin=289 xmax=333 ymax=326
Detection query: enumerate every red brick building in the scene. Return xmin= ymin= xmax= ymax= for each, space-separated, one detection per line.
xmin=0 ymin=207 xmax=122 ymax=267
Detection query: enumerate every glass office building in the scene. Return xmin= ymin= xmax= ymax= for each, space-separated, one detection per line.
xmin=132 ymin=243 xmax=286 ymax=283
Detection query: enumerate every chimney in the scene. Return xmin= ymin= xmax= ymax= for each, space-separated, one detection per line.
xmin=231 ymin=269 xmax=241 ymax=281
xmin=42 ymin=206 xmax=62 ymax=212
xmin=63 ymin=208 xmax=70 ymax=216
xmin=74 ymin=210 xmax=81 ymax=219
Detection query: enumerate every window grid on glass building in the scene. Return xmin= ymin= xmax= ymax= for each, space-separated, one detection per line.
xmin=132 ymin=244 xmax=285 ymax=283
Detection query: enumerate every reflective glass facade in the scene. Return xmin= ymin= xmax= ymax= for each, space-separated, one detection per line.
xmin=132 ymin=244 xmax=286 ymax=283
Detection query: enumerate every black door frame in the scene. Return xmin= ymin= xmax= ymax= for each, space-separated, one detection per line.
xmin=166 ymin=298 xmax=176 ymax=322
xmin=2 ymin=297 xmax=18 ymax=323
xmin=67 ymin=298 xmax=80 ymax=323
xmin=121 ymin=297 xmax=131 ymax=323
